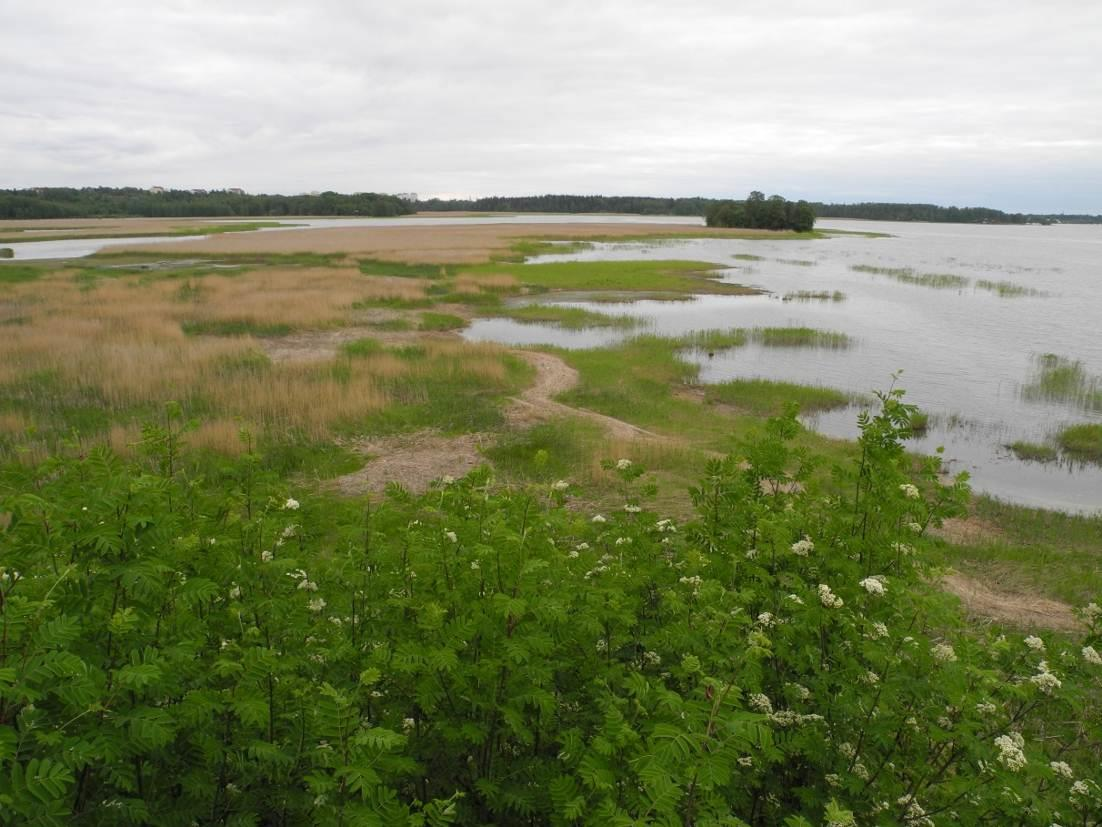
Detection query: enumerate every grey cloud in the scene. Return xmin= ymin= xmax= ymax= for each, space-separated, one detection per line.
xmin=2 ymin=0 xmax=1099 ymax=211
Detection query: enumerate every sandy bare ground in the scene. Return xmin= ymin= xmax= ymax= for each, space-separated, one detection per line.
xmin=0 ymin=217 xmax=267 ymax=240
xmin=932 ymin=515 xmax=1005 ymax=545
xmin=940 ymin=572 xmax=1082 ymax=632
xmin=328 ymin=349 xmax=662 ymax=496
xmin=113 ymin=221 xmax=798 ymax=264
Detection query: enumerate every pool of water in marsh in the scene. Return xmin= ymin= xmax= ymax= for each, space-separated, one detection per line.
xmin=463 ymin=221 xmax=1102 ymax=512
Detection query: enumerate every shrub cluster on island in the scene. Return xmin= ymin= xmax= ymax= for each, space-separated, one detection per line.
xmin=705 ymin=191 xmax=817 ymax=232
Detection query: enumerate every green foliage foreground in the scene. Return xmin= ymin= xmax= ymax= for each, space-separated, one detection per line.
xmin=1 ymin=395 xmax=1101 ymax=825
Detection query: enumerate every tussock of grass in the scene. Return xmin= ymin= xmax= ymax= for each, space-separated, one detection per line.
xmin=1057 ymin=423 xmax=1102 ymax=463
xmin=1021 ymin=354 xmax=1102 ymax=411
xmin=419 ymin=312 xmax=467 ymax=331
xmin=342 ymin=338 xmax=385 ymax=357
xmin=775 ymin=258 xmax=817 ymax=266
xmin=495 ymin=305 xmax=642 ymax=329
xmin=705 ymin=379 xmax=852 ymax=416
xmin=676 ymin=329 xmax=749 ymax=350
xmin=732 ymin=253 xmax=765 ymax=261
xmin=752 ymin=327 xmax=851 ymax=348
xmin=466 ymin=260 xmax=757 ymax=295
xmin=0 ymin=265 xmax=45 ymax=284
xmin=182 ymin=319 xmax=293 ymax=338
xmin=782 ymin=290 xmax=845 ymax=302
xmin=358 ymin=259 xmax=454 ymax=279
xmin=975 ymin=279 xmax=1045 ymax=298
xmin=1007 ymin=441 xmax=1058 ymax=462
xmin=852 ymin=264 xmax=969 ymax=289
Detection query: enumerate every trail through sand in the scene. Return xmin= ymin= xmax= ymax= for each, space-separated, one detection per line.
xmin=328 ymin=350 xmax=660 ymax=495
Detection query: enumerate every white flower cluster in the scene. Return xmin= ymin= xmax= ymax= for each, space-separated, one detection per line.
xmin=679 ymin=575 xmax=703 ymax=596
xmin=975 ymin=701 xmax=997 ymax=715
xmin=1050 ymin=760 xmax=1074 ymax=780
xmin=576 ymin=542 xmax=589 ymax=551
xmin=907 ymin=521 xmax=922 ymax=534
xmin=859 ymin=576 xmax=887 ymax=596
xmin=994 ymin=732 xmax=1027 ymax=771
xmin=308 ymin=597 xmax=327 ymax=613
xmin=283 ymin=497 xmax=300 ymax=511
xmin=615 ymin=458 xmax=633 ymax=470
xmin=1030 ymin=661 xmax=1062 ymax=695
xmin=614 ymin=536 xmax=632 ymax=546
xmin=1084 ymin=602 xmax=1101 ymax=623
xmin=444 ymin=530 xmax=458 ymax=544
xmin=1082 ymin=645 xmax=1102 ymax=666
xmin=1024 ymin=635 xmax=1045 ymax=652
xmin=860 ymin=670 xmax=880 ymax=685
xmin=786 ymin=593 xmax=804 ymax=606
xmin=748 ymin=693 xmax=773 ymax=714
xmin=551 ymin=479 xmax=570 ymax=492
xmin=931 ymin=643 xmax=957 ymax=663
xmin=868 ymin=621 xmax=890 ymax=640
xmin=289 ymin=569 xmax=319 ymax=592
xmin=591 ymin=514 xmax=606 ymax=524
xmin=818 ymin=584 xmax=844 ymax=609
xmin=756 ymin=612 xmax=775 ymax=628
xmin=891 ymin=542 xmax=914 ymax=556
xmin=769 ymin=710 xmax=825 ymax=727
xmin=260 ymin=550 xmax=274 ymax=562
xmin=899 ymin=483 xmax=921 ymax=500
xmin=897 ymin=795 xmax=934 ymax=827
xmin=642 ymin=650 xmax=662 ymax=666
xmin=441 ymin=475 xmax=455 ymax=485
xmin=655 ymin=519 xmax=677 ymax=533
xmin=623 ymin=504 xmax=641 ymax=513
xmin=0 ymin=568 xmax=22 ymax=584
xmin=790 ymin=536 xmax=815 ymax=557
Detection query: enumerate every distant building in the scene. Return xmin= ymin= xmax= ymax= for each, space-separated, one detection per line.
xmin=190 ymin=188 xmax=208 ymax=195
xmin=227 ymin=187 xmax=246 ymax=195
xmin=148 ymin=186 xmax=165 ymax=194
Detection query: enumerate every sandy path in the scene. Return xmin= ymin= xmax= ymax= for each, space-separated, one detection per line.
xmin=940 ymin=572 xmax=1082 ymax=632
xmin=504 ymin=351 xmax=658 ymax=441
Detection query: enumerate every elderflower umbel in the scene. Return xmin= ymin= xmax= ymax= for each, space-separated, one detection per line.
xmin=1024 ymin=635 xmax=1046 ymax=652
xmin=1082 ymin=645 xmax=1102 ymax=666
xmin=931 ymin=643 xmax=957 ymax=663
xmin=260 ymin=550 xmax=274 ymax=562
xmin=900 ymin=483 xmax=920 ymax=500
xmin=444 ymin=530 xmax=458 ymax=544
xmin=994 ymin=732 xmax=1027 ymax=771
xmin=790 ymin=536 xmax=815 ymax=556
xmin=297 ymin=579 xmax=319 ymax=592
xmin=552 ymin=479 xmax=569 ymax=491
xmin=284 ymin=497 xmax=300 ymax=510
xmin=615 ymin=458 xmax=632 ymax=470
xmin=748 ymin=693 xmax=773 ymax=714
xmin=591 ymin=514 xmax=606 ymax=524
xmin=818 ymin=584 xmax=844 ymax=609
xmin=308 ymin=597 xmax=327 ymax=613
xmin=623 ymin=504 xmax=641 ymax=513
xmin=1030 ymin=661 xmax=1062 ymax=695
xmin=869 ymin=621 xmax=890 ymax=639
xmin=860 ymin=576 xmax=887 ymax=596
xmin=1050 ymin=760 xmax=1074 ymax=780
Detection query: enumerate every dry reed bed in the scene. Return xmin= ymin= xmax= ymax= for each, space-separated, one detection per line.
xmin=0 ymin=268 xmax=516 ymax=453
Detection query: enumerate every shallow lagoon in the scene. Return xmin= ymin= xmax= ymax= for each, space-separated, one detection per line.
xmin=464 ymin=221 xmax=1102 ymax=512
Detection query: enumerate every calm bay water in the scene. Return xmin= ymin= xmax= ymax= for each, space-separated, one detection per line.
xmin=464 ymin=220 xmax=1102 ymax=513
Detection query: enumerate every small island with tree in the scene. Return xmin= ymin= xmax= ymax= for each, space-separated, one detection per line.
xmin=705 ymin=191 xmax=817 ymax=231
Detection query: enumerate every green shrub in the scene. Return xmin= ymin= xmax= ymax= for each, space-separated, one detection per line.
xmin=0 ymin=397 xmax=1099 ymax=825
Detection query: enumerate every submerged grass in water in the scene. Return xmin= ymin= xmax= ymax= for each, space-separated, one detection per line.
xmin=975 ymin=279 xmax=1046 ymax=298
xmin=494 ymin=305 xmax=642 ymax=329
xmin=1006 ymin=440 xmax=1058 ymax=463
xmin=1020 ymin=354 xmax=1102 ymax=411
xmin=782 ymin=290 xmax=845 ymax=302
xmin=851 ymin=264 xmax=969 ymax=289
xmin=1057 ymin=423 xmax=1102 ymax=463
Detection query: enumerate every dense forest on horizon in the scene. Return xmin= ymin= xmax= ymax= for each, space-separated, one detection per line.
xmin=0 ymin=187 xmax=413 ymax=220
xmin=2 ymin=187 xmax=1099 ymax=224
xmin=705 ymin=192 xmax=816 ymax=231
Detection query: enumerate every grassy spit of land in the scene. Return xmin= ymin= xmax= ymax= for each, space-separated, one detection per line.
xmin=1 ymin=220 xmax=1098 ymax=614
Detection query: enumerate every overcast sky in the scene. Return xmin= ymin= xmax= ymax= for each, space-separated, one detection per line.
xmin=3 ymin=0 xmax=1100 ymax=212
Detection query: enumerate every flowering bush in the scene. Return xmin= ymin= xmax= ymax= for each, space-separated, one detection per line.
xmin=0 ymin=397 xmax=1100 ymax=824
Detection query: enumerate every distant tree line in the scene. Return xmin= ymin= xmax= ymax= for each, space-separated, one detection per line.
xmin=810 ymin=201 xmax=1102 ymax=225
xmin=704 ymin=191 xmax=816 ymax=232
xmin=0 ymin=187 xmax=413 ymax=220
xmin=416 ymin=194 xmax=712 ymax=216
